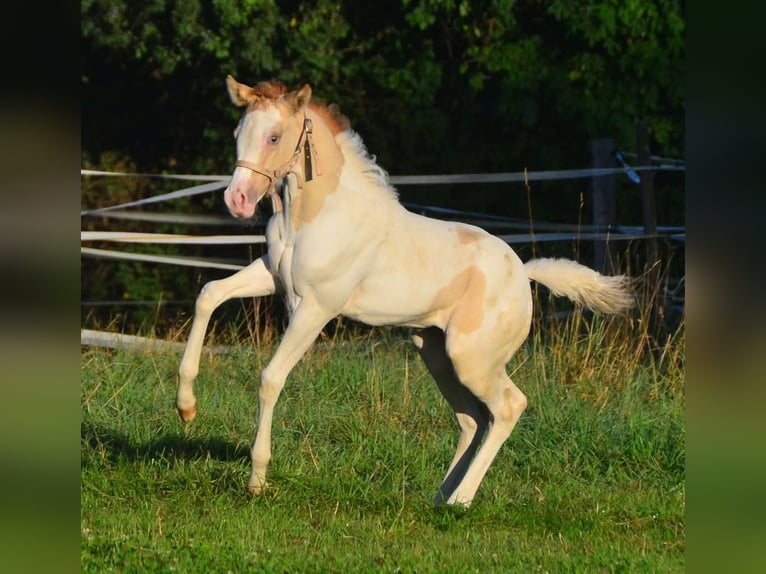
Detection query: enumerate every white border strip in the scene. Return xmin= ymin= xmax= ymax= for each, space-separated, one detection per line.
xmin=497 ymin=231 xmax=673 ymax=244
xmin=81 ymin=231 xmax=266 ymax=245
xmin=80 ymin=328 xmax=233 ymax=354
xmin=81 ymin=247 xmax=246 ymax=271
xmin=81 ymin=328 xmax=187 ymax=352
xmin=81 ymin=180 xmax=229 ymax=215
xmin=388 ymin=165 xmax=684 ymax=185
xmin=81 ymin=169 xmax=230 ymax=182
xmin=79 ymin=209 xmax=248 ymax=226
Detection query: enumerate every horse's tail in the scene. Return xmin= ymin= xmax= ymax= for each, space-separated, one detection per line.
xmin=524 ymin=257 xmax=634 ymax=315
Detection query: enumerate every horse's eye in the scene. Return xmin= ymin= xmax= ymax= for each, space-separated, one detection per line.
xmin=269 ymin=134 xmax=280 ymax=144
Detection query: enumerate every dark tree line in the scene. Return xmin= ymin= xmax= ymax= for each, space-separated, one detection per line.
xmin=82 ymin=0 xmax=684 ymax=176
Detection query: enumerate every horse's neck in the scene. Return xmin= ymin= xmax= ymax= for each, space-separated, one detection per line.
xmin=288 ymin=113 xmax=399 ymax=226
xmin=305 ymin=107 xmax=345 ymax=184
xmin=267 ymin=126 xmax=402 ymax=308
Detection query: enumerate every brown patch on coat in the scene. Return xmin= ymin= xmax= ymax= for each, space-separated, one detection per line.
xmin=295 ymin=172 xmax=341 ymax=226
xmin=288 ymin=105 xmax=345 ymax=227
xmin=456 ymin=226 xmax=483 ymax=244
xmin=289 ymin=191 xmax=304 ymax=232
xmin=430 ymin=266 xmax=486 ymax=334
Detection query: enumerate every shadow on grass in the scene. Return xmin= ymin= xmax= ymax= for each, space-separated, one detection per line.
xmin=424 ymin=503 xmax=471 ymax=531
xmin=81 ymin=420 xmax=250 ymax=464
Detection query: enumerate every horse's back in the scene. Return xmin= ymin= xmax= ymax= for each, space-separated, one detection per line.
xmin=340 ymin=210 xmax=530 ymax=331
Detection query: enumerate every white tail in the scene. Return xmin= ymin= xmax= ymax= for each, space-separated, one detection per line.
xmin=524 ymin=257 xmax=634 ymax=315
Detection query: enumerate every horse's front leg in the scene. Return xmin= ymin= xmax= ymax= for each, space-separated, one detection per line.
xmin=248 ymin=296 xmax=332 ymax=495
xmin=176 ymin=256 xmax=279 ymax=421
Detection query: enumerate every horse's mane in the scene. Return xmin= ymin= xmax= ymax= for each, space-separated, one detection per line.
xmin=308 ymin=97 xmax=398 ymax=201
xmin=249 ymin=80 xmax=398 ymax=201
xmin=308 ymin=101 xmax=350 ymax=137
xmin=309 ymin=101 xmax=398 ymax=201
xmin=335 ymin=130 xmax=399 ymax=201
xmin=249 ymin=80 xmax=289 ymax=99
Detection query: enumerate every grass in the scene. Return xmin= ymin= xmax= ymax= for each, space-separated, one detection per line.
xmin=81 ymin=315 xmax=684 ymax=572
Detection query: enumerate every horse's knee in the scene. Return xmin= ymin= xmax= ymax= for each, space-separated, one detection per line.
xmin=195 ymin=281 xmax=219 ymax=315
xmin=509 ymin=386 xmax=527 ymax=414
xmin=496 ymin=385 xmax=527 ymax=427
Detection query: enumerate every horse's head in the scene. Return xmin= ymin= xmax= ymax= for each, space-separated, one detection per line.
xmin=223 ymin=75 xmax=312 ymax=218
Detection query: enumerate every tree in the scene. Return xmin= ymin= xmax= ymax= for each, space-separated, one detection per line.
xmin=82 ymin=0 xmax=684 ymax=172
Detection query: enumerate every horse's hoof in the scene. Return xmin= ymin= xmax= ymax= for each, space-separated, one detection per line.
xmin=432 ymin=491 xmax=448 ymax=507
xmin=177 ymin=402 xmax=197 ymax=422
xmin=445 ymin=494 xmax=472 ymax=509
xmin=247 ymin=481 xmax=267 ymax=497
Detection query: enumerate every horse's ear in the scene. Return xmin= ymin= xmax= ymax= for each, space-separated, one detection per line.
xmin=226 ymin=75 xmax=251 ymax=107
xmin=287 ymin=83 xmax=312 ymax=112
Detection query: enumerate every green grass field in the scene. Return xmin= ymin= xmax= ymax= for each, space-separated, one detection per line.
xmin=81 ymin=316 xmax=684 ymax=572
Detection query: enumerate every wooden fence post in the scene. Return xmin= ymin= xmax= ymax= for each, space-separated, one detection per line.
xmin=591 ymin=138 xmax=616 ymax=274
xmin=636 ymin=121 xmax=658 ymax=266
xmin=636 ymin=121 xmax=663 ymax=333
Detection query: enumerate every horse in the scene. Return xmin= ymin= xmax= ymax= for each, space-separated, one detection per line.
xmin=176 ymin=76 xmax=634 ymax=507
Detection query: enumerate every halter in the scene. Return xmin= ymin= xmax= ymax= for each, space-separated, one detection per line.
xmin=234 ymin=116 xmax=319 ymax=213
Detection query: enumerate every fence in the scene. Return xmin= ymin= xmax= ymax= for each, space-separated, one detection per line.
xmin=81 ymin=152 xmax=685 ymax=348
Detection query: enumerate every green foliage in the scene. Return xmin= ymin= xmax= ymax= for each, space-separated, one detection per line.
xmin=82 ymin=0 xmax=684 ymax=171
xmin=545 ymin=0 xmax=685 ymax=152
xmin=81 ymin=326 xmax=684 ymax=571
xmin=81 ymin=0 xmax=684 ymax=329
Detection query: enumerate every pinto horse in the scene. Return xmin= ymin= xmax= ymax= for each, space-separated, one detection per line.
xmin=176 ymin=76 xmax=634 ymax=507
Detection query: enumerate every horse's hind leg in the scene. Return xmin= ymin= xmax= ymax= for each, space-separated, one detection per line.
xmin=445 ymin=361 xmax=527 ymax=507
xmin=176 ymin=256 xmax=278 ymax=421
xmin=411 ymin=327 xmax=490 ymax=505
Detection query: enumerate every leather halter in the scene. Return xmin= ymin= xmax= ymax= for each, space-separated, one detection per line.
xmin=233 ymin=116 xmax=319 ymax=213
